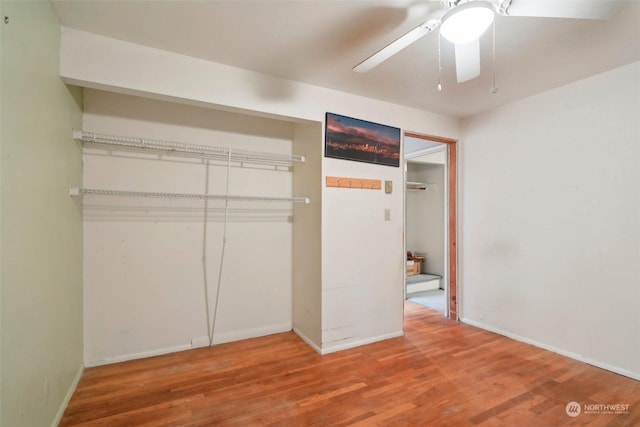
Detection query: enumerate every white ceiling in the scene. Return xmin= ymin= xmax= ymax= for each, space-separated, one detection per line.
xmin=50 ymin=0 xmax=640 ymax=118
xmin=404 ymin=136 xmax=443 ymax=155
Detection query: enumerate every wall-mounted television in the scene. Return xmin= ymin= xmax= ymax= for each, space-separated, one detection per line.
xmin=325 ymin=112 xmax=400 ymax=167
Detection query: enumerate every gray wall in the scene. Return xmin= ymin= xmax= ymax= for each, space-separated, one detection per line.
xmin=1 ymin=1 xmax=84 ymax=425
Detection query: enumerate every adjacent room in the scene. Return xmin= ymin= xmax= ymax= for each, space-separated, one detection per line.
xmin=1 ymin=1 xmax=638 ymax=426
xmin=405 ymin=136 xmax=448 ymax=313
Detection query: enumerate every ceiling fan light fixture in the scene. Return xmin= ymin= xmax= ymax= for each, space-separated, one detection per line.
xmin=440 ymin=1 xmax=495 ymax=44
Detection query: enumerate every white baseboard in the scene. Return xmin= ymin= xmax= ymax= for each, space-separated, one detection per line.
xmin=190 ymin=335 xmax=212 ymax=348
xmin=320 ymin=331 xmax=404 ymax=355
xmin=460 ymin=317 xmax=640 ymax=381
xmin=51 ymin=363 xmax=84 ymax=427
xmin=86 ymin=323 xmax=293 ymax=367
xmin=293 ymin=327 xmax=322 ymax=354
xmin=85 ymin=343 xmax=194 ymax=367
xmin=211 ymin=323 xmax=292 ymax=345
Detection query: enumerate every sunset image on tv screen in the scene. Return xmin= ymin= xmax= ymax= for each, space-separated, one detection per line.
xmin=325 ymin=113 xmax=400 ymax=167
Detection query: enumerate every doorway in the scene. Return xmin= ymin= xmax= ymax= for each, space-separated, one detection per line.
xmin=404 ymin=132 xmax=458 ymax=320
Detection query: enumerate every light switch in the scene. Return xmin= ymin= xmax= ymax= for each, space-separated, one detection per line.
xmin=385 ymin=180 xmax=393 ymax=194
xmin=384 ymin=208 xmax=391 ymax=221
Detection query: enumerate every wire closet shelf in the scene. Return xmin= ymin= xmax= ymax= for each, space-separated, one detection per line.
xmin=74 ymin=130 xmax=306 ymax=167
xmin=69 ymin=187 xmax=310 ymax=204
xmin=70 ymin=130 xmax=310 ymax=204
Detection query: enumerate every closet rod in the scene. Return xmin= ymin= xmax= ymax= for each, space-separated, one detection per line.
xmin=74 ymin=130 xmax=306 ymax=166
xmin=69 ymin=187 xmax=310 ymax=204
xmin=406 ymin=181 xmax=436 ymax=191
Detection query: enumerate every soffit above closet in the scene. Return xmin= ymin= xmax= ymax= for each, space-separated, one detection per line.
xmin=50 ymin=0 xmax=640 ymax=118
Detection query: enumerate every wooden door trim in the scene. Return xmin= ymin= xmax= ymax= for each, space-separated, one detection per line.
xmin=404 ymin=132 xmax=458 ymax=321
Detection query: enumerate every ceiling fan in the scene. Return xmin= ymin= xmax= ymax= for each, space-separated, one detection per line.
xmin=353 ymin=0 xmax=622 ymax=86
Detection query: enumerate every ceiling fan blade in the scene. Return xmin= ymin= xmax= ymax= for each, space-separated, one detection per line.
xmin=353 ymin=20 xmax=438 ymax=73
xmin=454 ymin=39 xmax=481 ymax=83
xmin=502 ymin=0 xmax=623 ymax=20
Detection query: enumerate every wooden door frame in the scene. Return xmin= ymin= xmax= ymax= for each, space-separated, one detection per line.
xmin=404 ymin=132 xmax=458 ymax=320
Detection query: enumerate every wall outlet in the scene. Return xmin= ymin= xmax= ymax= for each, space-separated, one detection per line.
xmin=384 ymin=208 xmax=391 ymax=221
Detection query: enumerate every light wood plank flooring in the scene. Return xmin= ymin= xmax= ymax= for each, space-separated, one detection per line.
xmin=61 ymin=302 xmax=639 ymax=426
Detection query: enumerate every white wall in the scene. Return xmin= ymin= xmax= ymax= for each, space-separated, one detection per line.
xmin=82 ymin=89 xmax=298 ymax=365
xmin=460 ymin=61 xmax=640 ymax=379
xmin=0 ymin=1 xmax=83 ymax=426
xmin=406 ymin=162 xmax=446 ymax=277
xmin=60 ymin=28 xmax=460 ymax=356
xmin=292 ymin=123 xmax=323 ymax=350
xmin=321 ymin=157 xmax=405 ymax=353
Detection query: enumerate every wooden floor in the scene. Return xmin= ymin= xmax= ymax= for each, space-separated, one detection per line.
xmin=61 ymin=302 xmax=639 ymax=426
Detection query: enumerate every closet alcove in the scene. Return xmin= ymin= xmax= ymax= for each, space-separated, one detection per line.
xmin=80 ymin=89 xmax=322 ymax=366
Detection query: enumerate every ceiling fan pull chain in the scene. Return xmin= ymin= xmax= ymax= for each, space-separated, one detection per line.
xmin=490 ymin=18 xmax=499 ymax=94
xmin=437 ymin=32 xmax=443 ymax=92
